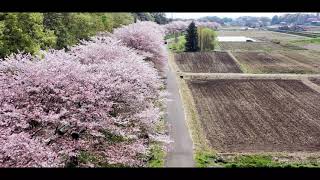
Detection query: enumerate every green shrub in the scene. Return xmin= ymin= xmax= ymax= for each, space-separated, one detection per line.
xmin=168 ymin=36 xmax=186 ymax=52
xmin=147 ymin=143 xmax=165 ymax=167
xmin=195 ymin=151 xmax=217 ymax=167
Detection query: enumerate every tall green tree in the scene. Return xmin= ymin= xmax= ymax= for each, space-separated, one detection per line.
xmin=185 ymin=21 xmax=199 ymax=52
xmin=99 ymin=13 xmax=114 ymax=32
xmin=1 ymin=13 xmax=135 ymax=57
xmin=133 ymin=13 xmax=155 ymax=22
xmin=43 ymin=13 xmax=73 ymax=49
xmin=43 ymin=13 xmax=127 ymax=49
xmin=111 ymin=13 xmax=134 ymax=28
xmin=197 ymin=27 xmax=217 ymax=51
xmin=271 ymin=15 xmax=279 ymax=25
xmin=1 ymin=13 xmax=56 ymax=57
xmin=151 ymin=13 xmax=168 ymax=24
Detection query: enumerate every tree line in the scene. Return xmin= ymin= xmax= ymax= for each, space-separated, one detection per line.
xmin=0 ymin=13 xmax=168 ymax=58
xmin=271 ymin=13 xmax=319 ymax=25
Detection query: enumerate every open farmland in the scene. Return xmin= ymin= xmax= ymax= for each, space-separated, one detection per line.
xmin=174 ymin=52 xmax=242 ymax=73
xmin=233 ymin=51 xmax=320 ymax=74
xmin=217 ymin=30 xmax=309 ymax=42
xmin=187 ymin=79 xmax=320 ymax=153
xmin=217 ymin=42 xmax=277 ymax=51
xmin=217 ymin=42 xmax=305 ymax=51
xmin=289 ymin=38 xmax=320 ymax=52
xmin=296 ymin=44 xmax=320 ymax=52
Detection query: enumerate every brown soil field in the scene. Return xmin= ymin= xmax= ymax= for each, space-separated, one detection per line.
xmin=299 ymin=44 xmax=320 ymax=52
xmin=278 ymin=51 xmax=320 ymax=69
xmin=217 ymin=30 xmax=308 ymax=42
xmin=233 ymin=51 xmax=320 ymax=74
xmin=217 ymin=42 xmax=305 ymax=51
xmin=310 ymin=78 xmax=320 ymax=86
xmin=304 ymin=26 xmax=320 ymax=31
xmin=187 ymin=79 xmax=320 ymax=153
xmin=174 ymin=52 xmax=242 ymax=73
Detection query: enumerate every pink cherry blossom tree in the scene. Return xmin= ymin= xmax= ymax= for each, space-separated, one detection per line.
xmin=113 ymin=21 xmax=168 ymax=72
xmin=0 ymin=34 xmax=168 ymax=167
xmin=162 ymin=20 xmax=191 ymax=34
xmin=195 ymin=21 xmax=221 ymax=30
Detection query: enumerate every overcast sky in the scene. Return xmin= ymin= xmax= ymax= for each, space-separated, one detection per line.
xmin=165 ymin=13 xmax=306 ymax=19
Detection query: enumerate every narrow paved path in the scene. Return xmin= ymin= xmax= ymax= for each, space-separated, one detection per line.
xmin=165 ymin=66 xmax=194 ymax=167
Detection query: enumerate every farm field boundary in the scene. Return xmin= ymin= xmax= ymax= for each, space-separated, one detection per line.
xmin=301 ymin=78 xmax=320 ymax=94
xmin=178 ymin=72 xmax=320 ymax=80
xmin=310 ymin=78 xmax=320 ymax=86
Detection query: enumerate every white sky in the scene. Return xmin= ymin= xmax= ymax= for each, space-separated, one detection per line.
xmin=165 ymin=13 xmax=306 ymax=19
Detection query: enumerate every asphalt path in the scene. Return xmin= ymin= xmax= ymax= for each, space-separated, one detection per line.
xmin=165 ymin=66 xmax=194 ymax=167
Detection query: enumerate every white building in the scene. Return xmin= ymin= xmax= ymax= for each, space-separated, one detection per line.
xmin=217 ymin=36 xmax=257 ymax=42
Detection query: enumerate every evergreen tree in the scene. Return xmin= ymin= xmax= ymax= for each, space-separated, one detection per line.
xmin=185 ymin=21 xmax=199 ymax=52
xmin=271 ymin=15 xmax=279 ymax=25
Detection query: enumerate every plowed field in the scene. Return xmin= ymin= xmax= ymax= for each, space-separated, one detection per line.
xmin=174 ymin=52 xmax=242 ymax=73
xmin=233 ymin=51 xmax=320 ymax=74
xmin=310 ymin=78 xmax=320 ymax=86
xmin=187 ymin=79 xmax=320 ymax=153
xmin=218 ymin=42 xmax=306 ymax=51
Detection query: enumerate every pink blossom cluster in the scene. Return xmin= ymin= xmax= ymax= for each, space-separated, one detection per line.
xmin=113 ymin=21 xmax=168 ymax=72
xmin=0 ymin=28 xmax=168 ymax=167
xmin=163 ymin=20 xmax=221 ymax=34
xmin=195 ymin=21 xmax=221 ymax=30
xmin=0 ymin=129 xmax=61 ymax=167
xmin=162 ymin=20 xmax=191 ymax=34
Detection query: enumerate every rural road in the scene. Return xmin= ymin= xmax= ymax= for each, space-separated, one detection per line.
xmin=165 ymin=66 xmax=195 ymax=167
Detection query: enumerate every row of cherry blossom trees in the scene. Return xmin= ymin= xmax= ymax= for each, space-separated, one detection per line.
xmin=162 ymin=20 xmax=221 ymax=35
xmin=0 ymin=22 xmax=168 ymax=167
